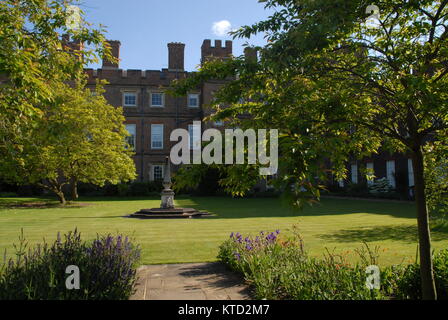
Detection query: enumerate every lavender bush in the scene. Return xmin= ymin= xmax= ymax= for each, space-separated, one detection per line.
xmin=0 ymin=229 xmax=140 ymax=300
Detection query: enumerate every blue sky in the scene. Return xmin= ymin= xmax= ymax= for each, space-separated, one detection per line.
xmin=79 ymin=0 xmax=276 ymax=71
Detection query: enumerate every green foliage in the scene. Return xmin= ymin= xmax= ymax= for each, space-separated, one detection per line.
xmin=173 ymin=162 xmax=261 ymax=198
xmin=172 ymin=0 xmax=448 ymax=210
xmin=128 ymin=181 xmax=163 ymax=196
xmin=369 ymin=178 xmax=394 ymax=194
xmin=0 ymin=0 xmax=112 ymax=161
xmin=111 ymin=181 xmax=162 ymax=197
xmin=174 ymin=1 xmax=448 ymax=297
xmin=218 ymin=229 xmax=388 ymax=300
xmin=218 ymin=229 xmax=448 ymax=300
xmin=0 ymin=81 xmax=136 ymax=202
xmin=393 ymin=249 xmax=448 ymax=300
xmin=424 ymin=142 xmax=448 ymax=215
xmin=117 ymin=183 xmax=131 ymax=197
xmin=0 ymin=192 xmax=17 ymax=198
xmin=0 ymin=229 xmax=141 ymax=300
xmin=186 ymin=167 xmax=222 ymax=196
xmin=347 ymin=182 xmax=368 ymax=194
xmin=0 ymin=0 xmax=123 ymax=203
xmin=129 ymin=182 xmax=151 ymax=196
xmin=76 ymin=181 xmax=163 ymax=197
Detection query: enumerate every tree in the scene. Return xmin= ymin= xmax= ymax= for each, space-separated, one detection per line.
xmin=0 ymin=81 xmax=136 ymax=204
xmin=63 ymin=82 xmax=137 ymax=201
xmin=173 ymin=0 xmax=448 ymax=299
xmin=0 ymin=0 xmax=113 ymax=186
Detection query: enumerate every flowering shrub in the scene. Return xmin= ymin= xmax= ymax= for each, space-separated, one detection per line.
xmin=218 ymin=228 xmax=390 ymax=300
xmin=0 ymin=229 xmax=140 ymax=300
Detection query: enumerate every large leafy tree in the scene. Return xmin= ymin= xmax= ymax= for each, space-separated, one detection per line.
xmin=0 ymin=0 xmax=109 ymax=118
xmin=0 ymin=81 xmax=136 ymax=204
xmin=0 ymin=0 xmax=112 ymax=182
xmin=173 ymin=0 xmax=448 ymax=299
xmin=0 ymin=0 xmax=129 ymax=202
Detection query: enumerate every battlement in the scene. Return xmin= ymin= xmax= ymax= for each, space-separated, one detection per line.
xmin=84 ymin=67 xmax=188 ymax=84
xmin=201 ymin=39 xmax=233 ymax=65
xmin=81 ymin=39 xmax=232 ymax=82
xmin=201 ymin=39 xmax=232 ymax=50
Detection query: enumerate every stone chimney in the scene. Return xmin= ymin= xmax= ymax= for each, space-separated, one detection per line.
xmin=102 ymin=40 xmax=121 ymax=69
xmin=167 ymin=42 xmax=185 ymax=71
xmin=244 ymin=47 xmax=258 ymax=62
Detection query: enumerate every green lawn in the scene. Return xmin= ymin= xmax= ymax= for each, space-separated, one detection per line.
xmin=0 ymin=196 xmax=447 ymax=266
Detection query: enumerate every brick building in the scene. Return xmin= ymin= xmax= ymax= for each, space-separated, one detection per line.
xmin=83 ymin=39 xmax=232 ymax=182
xmin=78 ymin=37 xmax=414 ymax=195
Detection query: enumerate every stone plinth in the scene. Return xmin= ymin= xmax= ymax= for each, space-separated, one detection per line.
xmin=130 ymin=208 xmax=211 ymax=219
xmin=128 ymin=156 xmax=211 ymax=219
xmin=160 ymin=189 xmax=175 ymax=209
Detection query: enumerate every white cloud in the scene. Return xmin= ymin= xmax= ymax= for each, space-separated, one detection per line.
xmin=212 ymin=20 xmax=232 ymax=37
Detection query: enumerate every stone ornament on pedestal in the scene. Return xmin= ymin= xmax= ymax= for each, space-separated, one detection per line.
xmin=129 ymin=156 xmax=211 ymax=219
xmin=160 ymin=156 xmax=175 ymax=209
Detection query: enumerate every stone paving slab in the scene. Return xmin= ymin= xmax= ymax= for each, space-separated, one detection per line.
xmin=130 ymin=262 xmax=251 ymax=300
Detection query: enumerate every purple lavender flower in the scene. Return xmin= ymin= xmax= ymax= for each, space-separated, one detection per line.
xmin=245 ymin=244 xmax=253 ymax=251
xmin=234 ymin=252 xmax=241 ymax=260
xmin=266 ymin=232 xmax=277 ymax=243
xmin=276 ymin=230 xmax=280 ymax=235
xmin=230 ymin=232 xmax=234 ymax=238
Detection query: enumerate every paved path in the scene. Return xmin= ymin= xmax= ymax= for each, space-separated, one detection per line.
xmin=130 ymin=262 xmax=251 ymax=300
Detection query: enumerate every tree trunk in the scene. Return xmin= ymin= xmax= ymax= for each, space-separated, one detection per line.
xmin=37 ymin=181 xmax=67 ymax=205
xmin=412 ymin=146 xmax=437 ymax=300
xmin=55 ymin=190 xmax=66 ymax=205
xmin=70 ymin=177 xmax=78 ymax=201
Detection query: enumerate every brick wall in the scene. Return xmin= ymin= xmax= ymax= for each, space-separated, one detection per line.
xmin=82 ymin=38 xmax=232 ymax=181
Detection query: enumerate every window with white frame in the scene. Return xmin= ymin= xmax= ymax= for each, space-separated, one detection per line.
xmin=366 ymin=162 xmax=374 ymax=186
xmin=150 ymin=92 xmax=164 ymax=107
xmin=125 ymin=124 xmax=136 ymax=150
xmin=188 ymin=124 xmax=201 ymax=150
xmin=188 ymin=94 xmax=199 ymax=107
xmin=408 ymin=159 xmax=414 ymax=187
xmin=351 ymin=164 xmax=358 ymax=184
xmin=386 ymin=160 xmax=396 ymax=188
xmin=152 ymin=165 xmax=164 ymax=181
xmin=123 ymin=92 xmax=137 ymax=107
xmin=151 ymin=124 xmax=164 ymax=149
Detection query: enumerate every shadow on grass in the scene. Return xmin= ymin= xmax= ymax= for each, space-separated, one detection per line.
xmin=319 ymin=224 xmax=448 ymax=243
xmin=62 ymin=215 xmax=127 ymax=219
xmin=0 ymin=197 xmax=91 ymax=210
xmin=1 ymin=195 xmax=419 ymax=220
xmin=432 ymin=219 xmax=448 ymax=234
xmin=79 ymin=196 xmax=161 ymax=202
xmin=174 ymin=196 xmax=417 ymax=220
